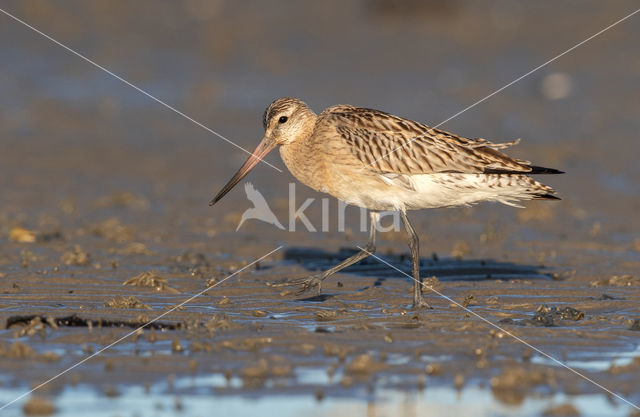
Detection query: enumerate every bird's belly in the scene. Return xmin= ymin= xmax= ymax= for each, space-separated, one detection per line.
xmin=327 ymin=175 xmax=458 ymax=211
xmin=302 ymin=170 xmax=472 ymax=211
xmin=322 ymin=173 xmax=539 ymax=211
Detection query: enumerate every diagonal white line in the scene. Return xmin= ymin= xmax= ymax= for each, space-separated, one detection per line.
xmin=369 ymin=7 xmax=640 ymax=169
xmin=0 ymin=246 xmax=284 ymax=411
xmin=357 ymin=246 xmax=640 ymax=411
xmin=0 ymin=7 xmax=282 ymax=173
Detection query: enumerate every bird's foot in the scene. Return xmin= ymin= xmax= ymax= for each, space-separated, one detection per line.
xmin=412 ymin=297 xmax=432 ymax=310
xmin=294 ymin=275 xmax=324 ymax=295
xmin=271 ymin=274 xmax=324 ymax=295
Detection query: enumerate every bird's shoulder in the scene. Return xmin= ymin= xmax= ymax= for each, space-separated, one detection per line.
xmin=320 ymin=105 xmax=427 ymax=137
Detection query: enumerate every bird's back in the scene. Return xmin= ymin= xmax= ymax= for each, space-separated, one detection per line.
xmin=319 ymin=104 xmax=554 ymax=175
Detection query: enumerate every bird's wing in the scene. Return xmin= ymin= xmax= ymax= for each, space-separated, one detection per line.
xmin=323 ymin=105 xmax=532 ymax=175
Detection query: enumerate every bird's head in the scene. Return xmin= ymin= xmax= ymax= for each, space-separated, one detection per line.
xmin=262 ymin=97 xmax=316 ymax=146
xmin=209 ymin=97 xmax=316 ymax=206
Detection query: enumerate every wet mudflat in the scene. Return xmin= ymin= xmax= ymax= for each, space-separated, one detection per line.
xmin=1 ymin=1 xmax=639 ymax=416
xmin=1 ymin=198 xmax=639 ymax=417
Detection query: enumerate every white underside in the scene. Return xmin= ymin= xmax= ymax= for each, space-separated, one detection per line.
xmin=342 ymin=173 xmax=544 ymax=211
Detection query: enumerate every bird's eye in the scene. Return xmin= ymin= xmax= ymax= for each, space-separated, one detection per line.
xmin=278 ymin=116 xmax=288 ymax=124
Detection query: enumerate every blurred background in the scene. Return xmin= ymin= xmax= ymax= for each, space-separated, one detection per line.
xmin=0 ymin=0 xmax=638 ymax=285
xmin=0 ymin=1 xmax=639 ymax=415
xmin=1 ymin=1 xmax=639 ymax=255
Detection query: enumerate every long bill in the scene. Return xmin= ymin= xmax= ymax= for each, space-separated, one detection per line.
xmin=209 ymin=136 xmax=276 ymax=206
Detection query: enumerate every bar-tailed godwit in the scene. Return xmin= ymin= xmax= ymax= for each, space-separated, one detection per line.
xmin=210 ymin=97 xmax=563 ymax=308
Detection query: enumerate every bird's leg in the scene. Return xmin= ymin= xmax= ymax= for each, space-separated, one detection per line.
xmin=279 ymin=211 xmax=379 ymax=295
xmin=400 ymin=211 xmax=431 ymax=309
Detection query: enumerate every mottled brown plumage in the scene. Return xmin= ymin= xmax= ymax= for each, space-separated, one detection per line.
xmin=327 ymin=104 xmax=532 ymax=175
xmin=211 ymin=97 xmax=563 ymax=307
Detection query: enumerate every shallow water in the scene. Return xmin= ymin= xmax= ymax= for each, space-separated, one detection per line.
xmin=0 ymin=377 xmax=634 ymax=417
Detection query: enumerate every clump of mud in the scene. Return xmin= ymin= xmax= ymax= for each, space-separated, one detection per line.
xmin=0 ymin=340 xmax=59 ymax=362
xmin=90 ymin=217 xmax=134 ymax=242
xmin=115 ymin=242 xmax=155 ymax=256
xmin=123 ymin=271 xmax=179 ymax=293
xmin=531 ymin=305 xmax=585 ymax=325
xmin=60 ymin=245 xmax=91 ymax=266
xmin=219 ymin=337 xmax=272 ymax=352
xmin=104 ymin=295 xmax=151 ymax=310
xmin=542 ymin=403 xmax=580 ymax=416
xmin=501 ymin=305 xmax=585 ymax=327
xmin=9 ymin=227 xmax=37 ymax=243
xmin=92 ymin=192 xmax=150 ymax=210
xmin=490 ymin=366 xmax=557 ymax=405
xmin=173 ymin=250 xmax=216 ymax=277
xmin=239 ymin=357 xmax=293 ymax=388
xmin=345 ymin=353 xmax=387 ymax=375
xmin=9 ymin=227 xmax=64 ymax=243
xmin=13 ymin=315 xmax=57 ymax=337
xmin=590 ymin=275 xmax=639 ymax=287
xmin=204 ymin=314 xmax=240 ymax=331
xmin=22 ymin=396 xmax=56 ymax=416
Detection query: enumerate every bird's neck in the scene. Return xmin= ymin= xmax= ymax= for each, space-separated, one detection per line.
xmin=279 ymin=131 xmax=325 ymax=193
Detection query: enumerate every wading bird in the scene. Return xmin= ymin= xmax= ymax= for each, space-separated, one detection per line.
xmin=210 ymin=97 xmax=562 ymax=308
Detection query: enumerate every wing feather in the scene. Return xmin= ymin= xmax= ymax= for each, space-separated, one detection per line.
xmin=323 ymin=105 xmax=532 ymax=175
